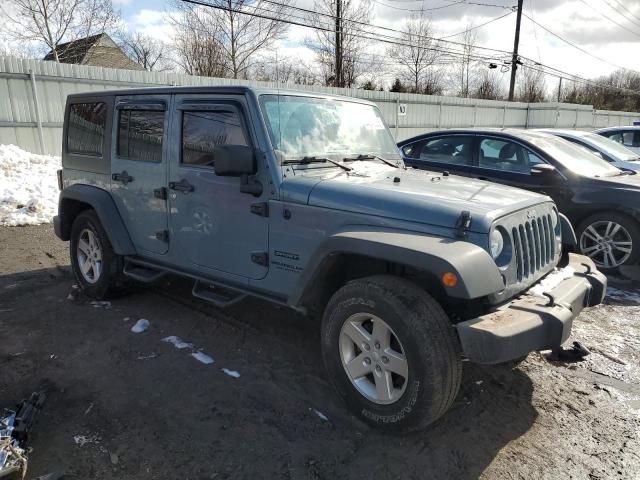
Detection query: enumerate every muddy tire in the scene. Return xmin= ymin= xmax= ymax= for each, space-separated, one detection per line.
xmin=321 ymin=275 xmax=462 ymax=433
xmin=70 ymin=210 xmax=127 ymax=299
xmin=576 ymin=212 xmax=640 ymax=272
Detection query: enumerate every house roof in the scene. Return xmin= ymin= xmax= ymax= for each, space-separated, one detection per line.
xmin=43 ymin=33 xmax=106 ymax=63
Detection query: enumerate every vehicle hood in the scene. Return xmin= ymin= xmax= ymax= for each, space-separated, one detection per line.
xmin=281 ymin=166 xmax=551 ymax=233
xmin=612 ymin=160 xmax=640 ymax=172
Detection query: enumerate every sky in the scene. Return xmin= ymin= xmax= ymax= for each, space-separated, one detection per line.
xmin=4 ymin=0 xmax=640 ymax=91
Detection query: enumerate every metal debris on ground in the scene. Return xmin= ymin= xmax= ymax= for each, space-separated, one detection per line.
xmin=0 ymin=392 xmax=46 ymax=479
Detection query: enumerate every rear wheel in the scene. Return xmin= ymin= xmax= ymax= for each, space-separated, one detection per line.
xmin=70 ymin=210 xmax=126 ymax=299
xmin=321 ymin=275 xmax=462 ymax=432
xmin=576 ymin=212 xmax=640 ymax=271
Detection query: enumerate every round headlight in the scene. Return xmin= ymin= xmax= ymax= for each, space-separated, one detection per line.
xmin=490 ymin=229 xmax=504 ymax=259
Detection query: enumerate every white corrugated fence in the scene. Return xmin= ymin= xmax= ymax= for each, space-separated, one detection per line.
xmin=1 ymin=56 xmax=639 ymax=156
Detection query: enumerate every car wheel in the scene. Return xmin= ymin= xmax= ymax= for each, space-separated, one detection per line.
xmin=321 ymin=275 xmax=462 ymax=432
xmin=576 ymin=212 xmax=640 ymax=272
xmin=70 ymin=210 xmax=127 ymax=299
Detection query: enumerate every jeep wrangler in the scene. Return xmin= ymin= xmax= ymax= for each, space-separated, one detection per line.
xmin=54 ymin=86 xmax=606 ymax=432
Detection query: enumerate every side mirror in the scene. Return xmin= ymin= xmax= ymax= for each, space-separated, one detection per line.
xmin=213 ymin=145 xmax=256 ymax=176
xmin=530 ymin=164 xmax=557 ymax=176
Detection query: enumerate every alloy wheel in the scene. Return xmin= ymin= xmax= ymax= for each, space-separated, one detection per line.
xmin=339 ymin=313 xmax=409 ymax=405
xmin=77 ymin=228 xmax=103 ymax=284
xmin=580 ymin=220 xmax=633 ymax=269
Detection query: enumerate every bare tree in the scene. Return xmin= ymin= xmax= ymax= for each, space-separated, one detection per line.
xmin=473 ymin=69 xmax=504 ymax=100
xmin=170 ymin=0 xmax=289 ymax=79
xmin=252 ymin=56 xmax=318 ymax=85
xmin=517 ymin=67 xmax=546 ymax=102
xmin=172 ymin=11 xmax=228 ymax=77
xmin=2 ymin=0 xmax=120 ymax=61
xmin=453 ymin=24 xmax=478 ymax=98
xmin=119 ymin=32 xmax=169 ymax=71
xmin=387 ymin=12 xmax=442 ymax=94
xmin=306 ymin=0 xmax=372 ymax=87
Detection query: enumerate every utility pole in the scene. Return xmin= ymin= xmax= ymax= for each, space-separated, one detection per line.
xmin=557 ymin=77 xmax=563 ymax=102
xmin=335 ymin=0 xmax=342 ymax=88
xmin=508 ymin=0 xmax=523 ymax=101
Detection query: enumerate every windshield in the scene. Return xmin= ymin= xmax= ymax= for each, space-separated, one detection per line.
xmin=528 ymin=135 xmax=622 ymax=177
xmin=259 ymin=94 xmax=401 ymax=162
xmin=581 ymin=133 xmax=639 ymax=161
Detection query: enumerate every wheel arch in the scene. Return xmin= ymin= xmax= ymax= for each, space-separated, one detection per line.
xmin=288 ymin=228 xmax=504 ymax=315
xmin=56 ymin=184 xmax=136 ymax=255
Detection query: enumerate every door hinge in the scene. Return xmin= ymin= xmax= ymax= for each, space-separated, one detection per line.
xmin=250 ymin=202 xmax=269 ymax=217
xmin=251 ymin=251 xmax=269 ymax=266
xmin=155 ymin=230 xmax=169 ymax=242
xmin=154 ymin=187 xmax=167 ymax=200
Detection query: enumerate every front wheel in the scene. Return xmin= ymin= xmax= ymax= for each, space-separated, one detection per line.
xmin=321 ymin=275 xmax=462 ymax=432
xmin=576 ymin=212 xmax=640 ymax=272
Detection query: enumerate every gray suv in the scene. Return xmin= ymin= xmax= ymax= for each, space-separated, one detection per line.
xmin=54 ymin=86 xmax=606 ymax=432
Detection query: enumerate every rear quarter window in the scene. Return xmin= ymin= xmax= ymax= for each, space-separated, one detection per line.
xmin=67 ymin=102 xmax=107 ymax=156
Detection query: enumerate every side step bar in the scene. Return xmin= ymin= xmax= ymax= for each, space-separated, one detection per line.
xmin=123 ymin=262 xmax=167 ymax=283
xmin=192 ymin=280 xmax=247 ymax=308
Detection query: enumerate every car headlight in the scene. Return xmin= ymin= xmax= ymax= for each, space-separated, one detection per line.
xmin=490 ymin=229 xmax=504 ymax=259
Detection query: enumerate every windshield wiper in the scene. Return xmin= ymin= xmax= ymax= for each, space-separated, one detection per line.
xmin=282 ymin=156 xmax=352 ymax=172
xmin=343 ymin=153 xmax=400 ymax=168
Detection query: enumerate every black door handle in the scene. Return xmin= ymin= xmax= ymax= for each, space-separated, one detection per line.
xmin=169 ymin=179 xmax=194 ymax=193
xmin=112 ymin=171 xmax=134 ymax=184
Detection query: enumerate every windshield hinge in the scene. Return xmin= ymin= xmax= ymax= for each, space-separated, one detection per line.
xmin=455 ymin=211 xmax=472 ymax=238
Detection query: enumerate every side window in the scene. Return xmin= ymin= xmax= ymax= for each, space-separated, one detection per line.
xmin=67 ymin=102 xmax=106 ymax=156
xmin=117 ymin=109 xmax=165 ymax=162
xmin=607 ymin=132 xmax=623 ymax=144
xmin=622 ymin=132 xmax=635 ymax=147
xmin=407 ymin=136 xmax=473 ymax=166
xmin=479 ymin=138 xmax=532 ymax=174
xmin=182 ymin=110 xmax=248 ymax=167
xmin=401 ymin=140 xmax=425 ymax=159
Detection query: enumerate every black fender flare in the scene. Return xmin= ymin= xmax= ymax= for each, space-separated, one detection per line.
xmin=288 ymin=228 xmax=504 ymax=308
xmin=55 ymin=184 xmax=136 ymax=255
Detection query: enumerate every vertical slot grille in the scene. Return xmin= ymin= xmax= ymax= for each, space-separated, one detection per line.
xmin=511 ymin=213 xmax=556 ymax=281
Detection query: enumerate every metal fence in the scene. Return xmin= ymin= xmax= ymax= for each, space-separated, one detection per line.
xmin=1 ymin=56 xmax=639 ymax=156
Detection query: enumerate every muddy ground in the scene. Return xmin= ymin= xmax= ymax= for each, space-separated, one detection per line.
xmin=1 ymin=225 xmax=639 ymax=480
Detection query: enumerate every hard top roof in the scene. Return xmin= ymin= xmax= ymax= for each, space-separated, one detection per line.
xmin=66 ymin=85 xmax=378 ymax=106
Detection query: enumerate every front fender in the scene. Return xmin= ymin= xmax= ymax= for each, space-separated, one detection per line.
xmin=288 ymin=228 xmax=504 ymax=308
xmin=55 ymin=184 xmax=136 ymax=255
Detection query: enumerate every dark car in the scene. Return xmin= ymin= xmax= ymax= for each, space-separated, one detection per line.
xmin=398 ymin=128 xmax=640 ymax=271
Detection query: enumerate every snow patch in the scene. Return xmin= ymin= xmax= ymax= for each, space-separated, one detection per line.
xmin=528 ymin=266 xmax=576 ymax=297
xmin=73 ymin=434 xmax=100 ymax=447
xmin=311 ymin=408 xmax=329 ymax=421
xmin=191 ymin=351 xmax=215 ymax=364
xmin=162 ymin=335 xmax=193 ymax=350
xmin=222 ymin=368 xmax=240 ymax=378
xmin=130 ymin=319 xmax=150 ymax=333
xmin=0 ymin=144 xmax=61 ymax=226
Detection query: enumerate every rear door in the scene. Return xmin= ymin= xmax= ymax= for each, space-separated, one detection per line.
xmin=400 ymin=135 xmax=477 ymax=176
xmin=110 ymin=95 xmax=170 ymax=255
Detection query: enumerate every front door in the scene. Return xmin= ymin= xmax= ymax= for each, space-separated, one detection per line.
xmin=473 ymin=136 xmax=570 ymax=209
xmin=167 ymin=94 xmax=269 ymax=280
xmin=110 ymin=95 xmax=170 ymax=255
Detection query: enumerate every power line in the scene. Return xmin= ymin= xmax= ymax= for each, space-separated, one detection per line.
xmin=179 ymin=0 xmax=640 ymax=96
xmin=521 ymin=12 xmax=640 ymax=75
xmin=598 ymin=0 xmax=640 ymax=30
xmin=371 ymin=0 xmax=465 ymax=13
xmin=606 ymin=0 xmax=640 ymax=24
xmin=577 ymin=0 xmax=640 ymax=39
xmin=438 ymin=9 xmax=515 ymax=39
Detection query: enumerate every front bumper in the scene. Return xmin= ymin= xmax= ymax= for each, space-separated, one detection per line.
xmin=456 ymin=254 xmax=607 ymax=364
